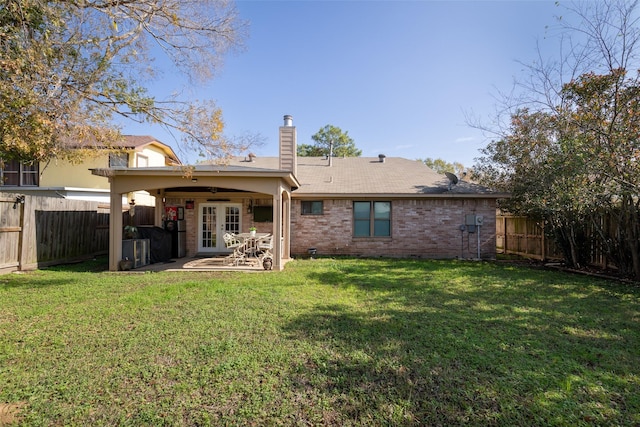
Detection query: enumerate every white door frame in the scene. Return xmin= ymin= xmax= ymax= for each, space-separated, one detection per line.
xmin=197 ymin=202 xmax=242 ymax=253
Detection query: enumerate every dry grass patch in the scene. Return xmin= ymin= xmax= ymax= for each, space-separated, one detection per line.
xmin=0 ymin=402 xmax=26 ymax=426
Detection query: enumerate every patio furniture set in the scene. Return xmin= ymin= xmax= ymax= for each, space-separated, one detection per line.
xmin=223 ymin=232 xmax=274 ymax=270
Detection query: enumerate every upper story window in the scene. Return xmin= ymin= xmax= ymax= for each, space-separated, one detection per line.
xmin=301 ymin=201 xmax=323 ymax=215
xmin=353 ymin=201 xmax=391 ymax=237
xmin=109 ymin=152 xmax=129 ymax=167
xmin=0 ymin=160 xmax=39 ymax=187
xmin=136 ymin=154 xmax=149 ymax=167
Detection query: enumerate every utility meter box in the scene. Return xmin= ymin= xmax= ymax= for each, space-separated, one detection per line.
xmin=475 ymin=215 xmax=484 ymax=226
xmin=465 ymin=214 xmax=477 ymax=233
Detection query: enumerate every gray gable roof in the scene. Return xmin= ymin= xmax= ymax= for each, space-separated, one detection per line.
xmin=226 ymin=156 xmax=502 ymax=197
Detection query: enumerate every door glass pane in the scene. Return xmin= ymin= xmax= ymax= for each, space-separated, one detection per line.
xmin=225 ymin=206 xmax=240 ymax=234
xmin=201 ymin=206 xmax=216 ymax=249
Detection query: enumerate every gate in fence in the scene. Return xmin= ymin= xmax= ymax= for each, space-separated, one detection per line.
xmin=0 ymin=195 xmax=25 ymax=273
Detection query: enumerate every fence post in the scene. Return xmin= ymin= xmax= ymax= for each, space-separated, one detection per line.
xmin=17 ymin=196 xmax=25 ymax=270
xmin=502 ymin=216 xmax=507 ymax=255
xmin=541 ymin=221 xmax=546 ymax=261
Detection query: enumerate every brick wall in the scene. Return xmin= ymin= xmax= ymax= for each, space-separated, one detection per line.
xmin=166 ymin=196 xmax=498 ymax=260
xmin=290 ymin=198 xmax=497 ymax=259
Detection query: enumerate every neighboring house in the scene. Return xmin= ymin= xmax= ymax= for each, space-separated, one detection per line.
xmin=0 ymin=135 xmax=181 ymax=205
xmin=94 ymin=116 xmax=508 ymax=271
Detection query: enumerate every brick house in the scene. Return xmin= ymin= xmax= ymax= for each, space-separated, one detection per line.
xmin=227 ymin=153 xmax=502 ymax=260
xmin=94 ymin=115 xmax=506 ymax=271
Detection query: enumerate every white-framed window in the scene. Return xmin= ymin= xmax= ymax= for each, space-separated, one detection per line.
xmin=136 ymin=154 xmax=149 ymax=167
xmin=0 ymin=160 xmax=39 ymax=186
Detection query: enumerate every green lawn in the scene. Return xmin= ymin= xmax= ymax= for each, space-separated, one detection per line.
xmin=1 ymin=258 xmax=639 ymax=426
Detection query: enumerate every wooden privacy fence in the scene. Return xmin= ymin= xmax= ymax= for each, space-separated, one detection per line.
xmin=496 ymin=213 xmax=611 ymax=268
xmin=0 ymin=192 xmax=155 ymax=273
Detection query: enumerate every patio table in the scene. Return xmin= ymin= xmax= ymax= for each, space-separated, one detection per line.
xmin=228 ymin=233 xmax=271 ymax=266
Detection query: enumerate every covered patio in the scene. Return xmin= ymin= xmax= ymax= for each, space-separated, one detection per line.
xmin=124 ymin=254 xmax=283 ymax=272
xmin=92 ymin=165 xmax=300 ymax=272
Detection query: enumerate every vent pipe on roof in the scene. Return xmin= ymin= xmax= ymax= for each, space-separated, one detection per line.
xmin=378 ymin=154 xmax=386 ymax=163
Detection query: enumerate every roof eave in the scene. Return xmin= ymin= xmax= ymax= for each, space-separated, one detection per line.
xmin=291 ymin=192 xmax=511 ymax=199
xmin=90 ymin=167 xmax=300 ymax=189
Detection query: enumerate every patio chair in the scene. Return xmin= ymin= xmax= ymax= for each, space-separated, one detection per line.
xmin=223 ymin=232 xmax=245 ymax=265
xmin=257 ymin=235 xmax=274 ymax=270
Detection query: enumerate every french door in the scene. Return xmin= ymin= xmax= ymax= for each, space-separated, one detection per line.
xmin=198 ymin=203 xmax=242 ymax=253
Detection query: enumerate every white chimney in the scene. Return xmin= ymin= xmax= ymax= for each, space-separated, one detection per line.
xmin=279 ymin=115 xmax=297 ymax=176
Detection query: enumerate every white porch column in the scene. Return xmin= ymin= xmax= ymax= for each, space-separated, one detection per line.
xmin=273 ymin=189 xmax=283 ymax=270
xmin=109 ymin=189 xmax=123 ymax=271
xmin=282 ymin=190 xmax=291 ymax=259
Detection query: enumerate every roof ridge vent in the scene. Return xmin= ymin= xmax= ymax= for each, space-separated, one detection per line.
xmin=378 ymin=154 xmax=386 ymax=163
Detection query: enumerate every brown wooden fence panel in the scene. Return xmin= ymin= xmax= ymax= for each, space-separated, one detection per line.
xmin=123 ymin=205 xmax=155 ymax=228
xmin=0 ymin=196 xmax=23 ymax=272
xmin=497 ymin=213 xmax=610 ymax=267
xmin=0 ymin=192 xmax=155 ymax=272
xmin=499 ymin=215 xmax=542 ymax=260
xmin=34 ymin=209 xmax=110 ymax=264
xmin=497 ymin=215 xmax=553 ymax=261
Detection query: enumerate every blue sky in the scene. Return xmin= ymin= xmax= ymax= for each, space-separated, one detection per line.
xmin=121 ymin=0 xmax=563 ymax=167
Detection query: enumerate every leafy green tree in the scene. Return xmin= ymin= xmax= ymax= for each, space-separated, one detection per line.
xmin=419 ymin=158 xmax=467 ymax=177
xmin=297 ymin=125 xmax=361 ymax=157
xmin=475 ymin=0 xmax=640 ymax=278
xmin=0 ymin=0 xmax=248 ymax=164
xmin=562 ymin=69 xmax=640 ymax=277
xmin=476 ymin=109 xmax=594 ymax=268
xmin=296 ymin=144 xmax=326 ymax=157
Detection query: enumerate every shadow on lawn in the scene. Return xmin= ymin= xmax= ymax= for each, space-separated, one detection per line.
xmin=281 ymin=259 xmax=640 ymax=425
xmin=0 ymin=257 xmax=108 ymax=289
xmin=42 ymin=255 xmax=109 ymax=273
xmin=0 ymin=275 xmax=82 ymax=290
